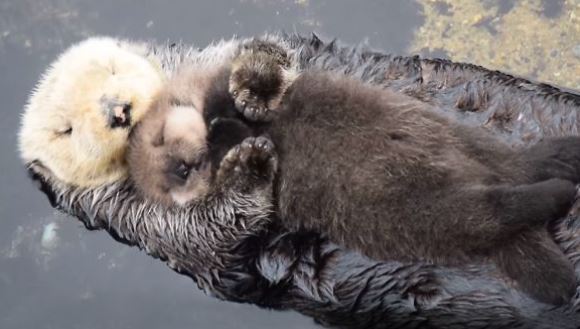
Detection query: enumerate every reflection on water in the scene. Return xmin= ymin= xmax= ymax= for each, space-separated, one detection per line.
xmin=413 ymin=0 xmax=580 ymax=89
xmin=0 ymin=1 xmax=577 ymax=328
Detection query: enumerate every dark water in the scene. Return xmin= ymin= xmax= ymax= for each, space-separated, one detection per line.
xmin=0 ymin=1 xmax=422 ymax=328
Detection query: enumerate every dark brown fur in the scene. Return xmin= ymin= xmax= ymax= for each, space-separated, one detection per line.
xmin=227 ymin=42 xmax=580 ymax=305
xmin=24 ymin=34 xmax=580 ymax=327
xmin=131 ymin=40 xmax=579 ymax=305
xmin=267 ymin=72 xmax=577 ymax=304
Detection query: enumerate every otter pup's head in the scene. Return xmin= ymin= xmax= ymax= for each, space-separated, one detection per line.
xmin=128 ymin=103 xmax=211 ymax=206
xmin=19 ymin=37 xmax=164 ymax=187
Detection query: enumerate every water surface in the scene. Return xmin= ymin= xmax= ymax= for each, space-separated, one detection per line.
xmin=0 ymin=1 xmax=576 ymax=328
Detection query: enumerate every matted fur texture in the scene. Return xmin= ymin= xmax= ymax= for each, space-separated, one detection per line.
xmin=23 ymin=33 xmax=580 ymax=328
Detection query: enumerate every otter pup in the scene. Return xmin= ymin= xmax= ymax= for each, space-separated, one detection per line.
xmin=117 ymin=40 xmax=579 ymax=304
xmin=224 ymin=41 xmax=580 ymax=305
xmin=127 ymin=41 xmax=296 ymax=206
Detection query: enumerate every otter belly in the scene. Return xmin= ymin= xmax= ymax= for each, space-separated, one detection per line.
xmin=265 ymin=72 xmax=506 ymax=263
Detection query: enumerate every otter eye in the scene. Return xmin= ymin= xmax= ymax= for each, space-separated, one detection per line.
xmin=167 ymin=159 xmax=195 ymax=186
xmin=175 ymin=162 xmax=191 ymax=180
xmin=56 ymin=126 xmax=73 ymax=136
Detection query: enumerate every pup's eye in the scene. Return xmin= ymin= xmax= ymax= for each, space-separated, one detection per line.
xmin=175 ymin=162 xmax=191 ymax=180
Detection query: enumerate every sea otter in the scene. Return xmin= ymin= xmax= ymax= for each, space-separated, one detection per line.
xmin=18 ymin=34 xmax=580 ymax=327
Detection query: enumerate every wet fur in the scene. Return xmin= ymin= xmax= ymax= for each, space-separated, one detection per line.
xmin=19 ymin=34 xmax=580 ymax=327
xmin=263 ymin=71 xmax=578 ymax=304
xmin=130 ymin=38 xmax=578 ymax=304
xmin=223 ymin=41 xmax=580 ymax=304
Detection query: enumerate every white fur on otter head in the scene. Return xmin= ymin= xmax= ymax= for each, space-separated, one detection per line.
xmin=19 ymin=37 xmax=165 ymax=187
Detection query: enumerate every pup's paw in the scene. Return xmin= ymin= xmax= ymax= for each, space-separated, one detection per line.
xmin=231 ymin=90 xmax=274 ymax=122
xmin=229 ymin=42 xmax=291 ymax=122
xmin=217 ymin=136 xmax=278 ymax=190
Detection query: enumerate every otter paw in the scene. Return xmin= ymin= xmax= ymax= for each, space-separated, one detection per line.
xmin=217 ymin=136 xmax=278 ymax=189
xmin=229 ymin=51 xmax=287 ymax=122
xmin=232 ymin=94 xmax=274 ymax=122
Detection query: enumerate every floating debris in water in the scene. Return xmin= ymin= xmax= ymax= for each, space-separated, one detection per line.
xmin=41 ymin=222 xmax=59 ymax=250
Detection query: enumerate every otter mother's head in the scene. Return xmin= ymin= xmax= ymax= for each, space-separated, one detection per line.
xmin=19 ymin=37 xmax=164 ymax=188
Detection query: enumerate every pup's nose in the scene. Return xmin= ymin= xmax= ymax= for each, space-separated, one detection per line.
xmin=108 ymin=103 xmax=132 ymax=128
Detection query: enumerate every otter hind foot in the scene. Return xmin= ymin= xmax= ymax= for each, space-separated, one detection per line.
xmin=524 ymin=136 xmax=580 ymax=183
xmin=492 ymin=179 xmax=576 ymax=228
xmin=217 ymin=136 xmax=278 ymax=191
xmin=495 ymin=232 xmax=576 ymax=305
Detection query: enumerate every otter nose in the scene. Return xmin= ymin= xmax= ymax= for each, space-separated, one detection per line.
xmin=100 ymin=96 xmax=133 ymax=128
xmin=107 ymin=103 xmax=132 ymax=128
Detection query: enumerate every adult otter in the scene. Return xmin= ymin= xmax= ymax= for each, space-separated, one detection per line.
xmin=20 ymin=34 xmax=580 ymax=328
